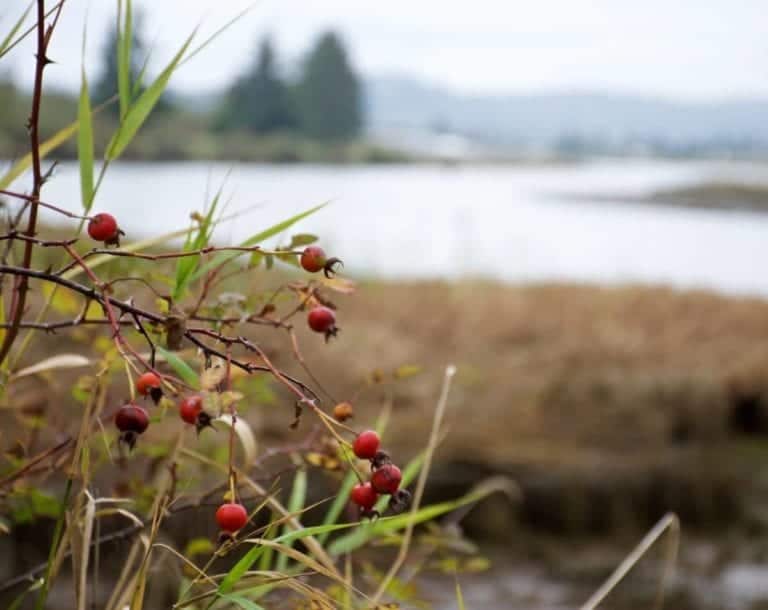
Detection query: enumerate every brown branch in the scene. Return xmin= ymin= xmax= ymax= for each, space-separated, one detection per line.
xmin=0 ymin=189 xmax=90 ymax=221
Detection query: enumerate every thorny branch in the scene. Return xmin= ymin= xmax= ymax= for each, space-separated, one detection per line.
xmin=0 ymin=0 xmax=64 ymax=365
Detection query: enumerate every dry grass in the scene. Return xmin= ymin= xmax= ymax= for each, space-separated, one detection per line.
xmin=291 ymin=281 xmax=768 ymax=461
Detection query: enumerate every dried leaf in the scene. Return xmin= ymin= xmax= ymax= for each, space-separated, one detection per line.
xmin=215 ymin=413 xmax=257 ymax=464
xmin=14 ymin=354 xmax=91 ymax=379
xmin=319 ymin=277 xmax=356 ymax=294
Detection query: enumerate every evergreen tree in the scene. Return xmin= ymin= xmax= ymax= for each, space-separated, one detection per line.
xmin=215 ymin=37 xmax=296 ymax=133
xmin=296 ymin=32 xmax=362 ymax=140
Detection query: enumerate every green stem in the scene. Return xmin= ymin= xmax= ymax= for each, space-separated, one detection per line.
xmin=34 ymin=477 xmax=73 ymax=610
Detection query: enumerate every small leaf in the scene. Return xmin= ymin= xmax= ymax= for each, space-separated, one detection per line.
xmin=289 ymin=233 xmax=318 ymax=248
xmin=184 ymin=537 xmax=214 ymax=558
xmin=156 ymin=346 xmax=198 ymax=388
xmin=320 ymin=277 xmax=356 ymax=294
xmin=394 ymin=364 xmax=422 ymax=379
xmin=14 ymin=354 xmax=91 ymax=379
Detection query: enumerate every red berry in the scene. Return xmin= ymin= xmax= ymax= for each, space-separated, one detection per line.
xmin=215 ymin=502 xmax=248 ymax=533
xmin=353 ymin=430 xmax=380 ymax=460
xmin=350 ymin=482 xmax=378 ymax=510
xmin=136 ymin=372 xmax=161 ymax=397
xmin=179 ymin=395 xmax=204 ymax=424
xmin=307 ymin=306 xmax=336 ymax=333
xmin=371 ymin=463 xmax=402 ymax=495
xmin=115 ymin=403 xmax=149 ymax=434
xmin=300 ymin=246 xmax=326 ymax=273
xmin=88 ymin=213 xmax=120 ymax=243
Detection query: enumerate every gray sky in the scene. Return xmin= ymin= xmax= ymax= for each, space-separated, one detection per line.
xmin=2 ymin=0 xmax=767 ymax=100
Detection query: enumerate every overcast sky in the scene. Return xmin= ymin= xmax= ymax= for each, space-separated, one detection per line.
xmin=2 ymin=0 xmax=767 ymax=101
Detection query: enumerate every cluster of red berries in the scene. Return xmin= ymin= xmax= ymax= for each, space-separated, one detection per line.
xmin=115 ymin=372 xmax=217 ymax=450
xmin=114 ymin=371 xmax=162 ymax=449
xmin=87 ymin=212 xmax=124 ymax=246
xmin=300 ymin=246 xmax=342 ymax=342
xmin=349 ymin=430 xmax=411 ymax=517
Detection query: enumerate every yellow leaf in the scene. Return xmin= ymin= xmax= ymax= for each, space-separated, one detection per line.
xmin=320 ymin=277 xmax=357 ymax=294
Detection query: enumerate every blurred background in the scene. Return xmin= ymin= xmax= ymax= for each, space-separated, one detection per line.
xmin=3 ymin=1 xmax=768 ymax=608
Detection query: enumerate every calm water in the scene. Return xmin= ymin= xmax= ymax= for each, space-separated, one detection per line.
xmin=12 ymin=158 xmax=768 ymax=296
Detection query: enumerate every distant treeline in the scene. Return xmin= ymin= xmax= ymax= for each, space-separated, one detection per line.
xmin=0 ymin=25 xmax=406 ymax=163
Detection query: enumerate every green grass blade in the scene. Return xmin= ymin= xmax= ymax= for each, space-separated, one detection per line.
xmin=156 ymin=346 xmax=198 ymax=388
xmin=78 ymin=27 xmax=95 ymax=212
xmin=257 ymin=517 xmax=277 ymax=572
xmin=217 ymin=522 xmax=361 ymax=597
xmin=218 ymin=595 xmax=265 ymax=610
xmin=189 ymin=202 xmax=328 ymax=284
xmin=328 ymin=480 xmax=510 ymax=556
xmin=179 ymin=4 xmax=256 ymax=67
xmin=172 ymin=180 xmax=225 ymax=301
xmin=106 ymin=28 xmax=196 ymax=161
xmin=455 ymin=578 xmax=466 ymax=610
xmin=116 ymin=0 xmax=132 ymax=119
xmin=275 ymin=466 xmax=307 ymax=572
xmin=0 ymin=1 xmax=32 ymax=57
xmin=317 ymin=471 xmax=357 ymax=544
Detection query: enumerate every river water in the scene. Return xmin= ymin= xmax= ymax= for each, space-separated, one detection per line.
xmin=10 ymin=158 xmax=768 ymax=297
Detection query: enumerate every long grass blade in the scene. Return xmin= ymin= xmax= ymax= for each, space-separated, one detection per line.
xmin=190 ymin=202 xmax=328 ymax=284
xmin=0 ymin=2 xmax=32 ymax=57
xmin=275 ymin=465 xmax=307 ymax=572
xmin=106 ymin=29 xmax=196 ymax=161
xmin=116 ymin=0 xmax=132 ymax=119
xmin=0 ymin=121 xmax=78 ymax=190
xmin=78 ymin=25 xmax=95 ymax=211
xmin=580 ymin=512 xmax=680 ymax=610
xmin=179 ymin=4 xmax=257 ymax=67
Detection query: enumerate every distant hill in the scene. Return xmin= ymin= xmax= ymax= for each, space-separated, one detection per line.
xmin=364 ymin=76 xmax=768 ymax=155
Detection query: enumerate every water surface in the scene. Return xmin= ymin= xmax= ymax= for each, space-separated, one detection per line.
xmin=13 ymin=158 xmax=768 ymax=296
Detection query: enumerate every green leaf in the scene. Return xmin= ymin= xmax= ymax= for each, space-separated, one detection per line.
xmin=172 ymin=181 xmax=225 ymax=301
xmin=217 ymin=521 xmax=361 ymax=596
xmin=78 ymin=27 xmax=94 ymax=212
xmin=318 ymin=471 xmax=357 ymax=544
xmin=116 ymin=0 xmax=133 ymax=119
xmin=179 ymin=4 xmax=257 ymax=68
xmin=289 ymin=234 xmax=318 ymax=248
xmin=156 ymin=346 xmax=198 ymax=388
xmin=0 ymin=2 xmax=32 ymax=58
xmin=106 ymin=28 xmax=196 ymax=160
xmin=329 ymin=479 xmax=513 ymax=556
xmin=275 ymin=466 xmax=307 ymax=572
xmin=218 ymin=595 xmax=265 ymax=610
xmin=190 ymin=203 xmax=328 ymax=283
